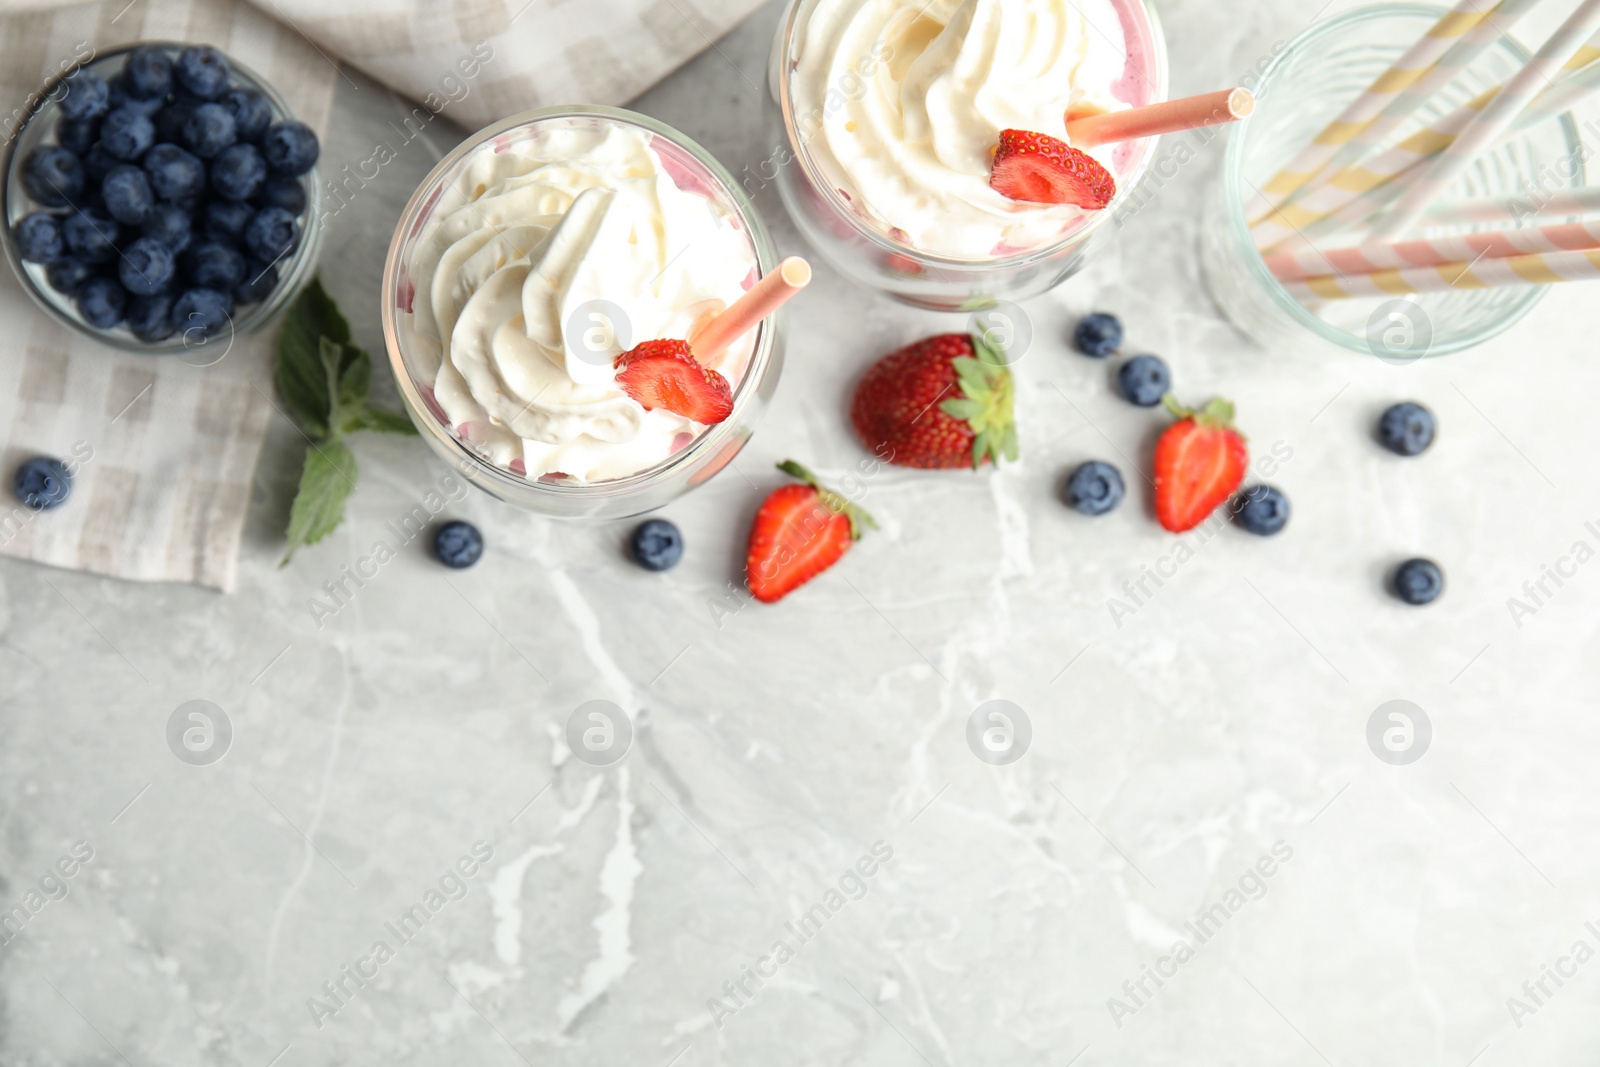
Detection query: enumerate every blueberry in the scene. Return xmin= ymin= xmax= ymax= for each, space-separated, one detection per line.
xmin=13 ymin=456 xmax=72 ymax=510
xmin=141 ymin=143 xmax=206 ymax=201
xmin=100 ymin=106 xmax=155 ymax=160
xmin=57 ymin=69 xmax=110 ymax=121
xmin=433 ymin=521 xmax=484 ymax=568
xmin=22 ymin=146 xmax=85 ymax=207
xmin=260 ymin=120 xmax=319 ymax=176
xmin=171 ymin=287 xmax=232 ymax=337
xmin=1117 ymin=354 xmax=1170 ymax=407
xmin=1378 ymin=402 xmax=1435 ymax=457
xmin=222 ymin=87 xmax=272 ymax=142
xmin=235 ymin=259 xmax=278 ymax=304
xmin=153 ymin=101 xmax=195 ymax=144
xmin=106 ymin=75 xmax=166 ymax=117
xmin=13 ymin=212 xmax=64 ymax=263
xmin=81 ymin=145 xmax=117 ymax=185
xmin=185 ymin=240 xmax=246 ymax=292
xmin=175 ymin=46 xmax=230 ymax=100
xmin=62 ymin=210 xmax=120 ymax=263
xmin=1063 ymin=460 xmax=1125 ymax=516
xmin=210 ymin=142 xmax=265 ymax=200
xmin=1073 ymin=312 xmax=1123 ymax=358
xmin=203 ymin=199 xmax=253 ymax=242
xmin=629 ymin=519 xmax=683 ymax=571
xmin=243 ymin=205 xmax=297 ymax=262
xmin=1234 ymin=484 xmax=1290 ymax=536
xmin=182 ymin=101 xmax=236 ymax=158
xmin=101 ymin=163 xmax=155 ymax=225
xmin=56 ymin=115 xmax=100 ymax=155
xmin=255 ymin=174 xmax=307 ymax=215
xmin=119 ymin=235 xmax=176 ymax=296
xmin=127 ymin=293 xmax=176 ymax=342
xmin=1392 ymin=558 xmax=1444 ymax=606
xmin=142 ymin=202 xmax=193 ymax=254
xmin=122 ymin=45 xmax=174 ymax=99
xmin=45 ymin=256 xmax=94 ymax=295
xmin=76 ymin=275 xmax=127 ymax=328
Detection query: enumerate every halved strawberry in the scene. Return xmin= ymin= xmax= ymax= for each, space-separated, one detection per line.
xmin=614 ymin=339 xmax=734 ymax=424
xmin=1153 ymin=396 xmax=1249 ymax=533
xmin=990 ymin=129 xmax=1116 ymax=209
xmin=746 ymin=460 xmax=876 ymax=604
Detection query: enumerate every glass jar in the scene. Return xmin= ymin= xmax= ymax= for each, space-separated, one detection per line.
xmin=1201 ymin=4 xmax=1586 ymax=360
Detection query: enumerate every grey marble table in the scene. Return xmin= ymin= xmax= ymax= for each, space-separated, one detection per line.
xmin=5 ymin=1 xmax=1600 ymax=1064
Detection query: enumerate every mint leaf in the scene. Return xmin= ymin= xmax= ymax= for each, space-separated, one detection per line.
xmin=348 ymin=407 xmax=418 ymax=435
xmin=281 ymin=438 xmax=358 ymax=565
xmin=276 ymin=278 xmax=354 ymax=437
xmin=274 ymin=276 xmax=422 ymax=563
xmin=337 ymin=344 xmax=371 ymax=415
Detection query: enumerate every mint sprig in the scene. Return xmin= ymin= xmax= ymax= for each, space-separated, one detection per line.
xmin=275 ymin=278 xmax=417 ymax=564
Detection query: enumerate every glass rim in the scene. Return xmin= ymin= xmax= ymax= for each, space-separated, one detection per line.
xmin=379 ymin=103 xmax=780 ymax=501
xmin=1219 ymin=3 xmax=1585 ymax=357
xmin=772 ymin=0 xmax=1170 ymax=270
xmin=0 ymin=40 xmax=325 ymax=355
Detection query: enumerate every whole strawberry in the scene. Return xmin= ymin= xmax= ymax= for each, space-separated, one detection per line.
xmin=746 ymin=460 xmax=876 ymax=604
xmin=1154 ymin=396 xmax=1249 ymax=533
xmin=850 ymin=333 xmax=1017 ymax=470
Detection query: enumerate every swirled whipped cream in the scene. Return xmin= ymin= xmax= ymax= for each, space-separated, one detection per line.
xmin=791 ymin=0 xmax=1139 ymax=259
xmin=404 ymin=123 xmax=759 ymax=482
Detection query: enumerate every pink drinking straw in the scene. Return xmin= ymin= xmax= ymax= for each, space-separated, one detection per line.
xmin=1065 ymin=88 xmax=1255 ymax=149
xmin=690 ymin=257 xmax=812 ymax=360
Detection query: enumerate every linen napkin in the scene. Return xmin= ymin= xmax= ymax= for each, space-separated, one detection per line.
xmin=0 ymin=0 xmax=339 ymax=592
xmin=0 ymin=0 xmax=768 ymax=591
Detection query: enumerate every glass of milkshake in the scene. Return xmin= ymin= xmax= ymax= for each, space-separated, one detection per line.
xmin=767 ymin=0 xmax=1168 ymax=310
xmin=382 ymin=106 xmax=784 ymax=519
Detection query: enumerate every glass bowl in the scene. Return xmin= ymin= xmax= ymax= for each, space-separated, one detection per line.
xmin=1 ymin=41 xmax=323 ymax=354
xmin=765 ymin=0 xmax=1168 ymax=311
xmin=381 ymin=105 xmax=785 ymax=520
xmin=1201 ymin=4 xmax=1585 ymax=359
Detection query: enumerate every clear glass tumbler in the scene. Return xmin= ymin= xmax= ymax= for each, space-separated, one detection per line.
xmin=1201 ymin=4 xmax=1586 ymax=360
xmin=381 ymin=105 xmax=784 ymax=520
xmin=765 ymin=0 xmax=1168 ymax=311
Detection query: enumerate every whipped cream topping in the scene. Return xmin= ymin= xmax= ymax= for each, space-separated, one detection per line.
xmin=404 ymin=123 xmax=759 ymax=483
xmin=790 ymin=0 xmax=1136 ymax=259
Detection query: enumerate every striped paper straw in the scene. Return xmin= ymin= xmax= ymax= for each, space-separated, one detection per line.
xmin=1254 ymin=38 xmax=1600 ymax=251
xmin=1284 ymin=248 xmax=1600 ymax=301
xmin=1249 ymin=0 xmax=1541 ymax=221
xmin=1265 ymin=219 xmax=1600 ymax=281
xmin=1371 ymin=0 xmax=1600 ymax=241
xmin=1424 ymin=187 xmax=1600 ymax=226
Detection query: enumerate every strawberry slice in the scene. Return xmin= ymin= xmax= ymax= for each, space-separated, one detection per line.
xmin=1154 ymin=396 xmax=1249 ymax=533
xmin=989 ymin=129 xmax=1116 ymax=209
xmin=614 ymin=339 xmax=734 ymax=424
xmin=746 ymin=460 xmax=876 ymax=604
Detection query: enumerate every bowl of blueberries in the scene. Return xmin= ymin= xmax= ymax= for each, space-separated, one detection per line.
xmin=2 ymin=42 xmax=321 ymax=353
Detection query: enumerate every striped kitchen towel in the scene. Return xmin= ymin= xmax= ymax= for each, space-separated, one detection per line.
xmin=0 ymin=0 xmax=339 ymax=592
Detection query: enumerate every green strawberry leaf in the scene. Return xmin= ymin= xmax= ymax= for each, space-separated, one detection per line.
xmin=281 ymin=438 xmax=358 ymax=565
xmin=940 ymin=397 xmax=984 ymax=421
xmin=944 ymin=344 xmax=1017 ymax=470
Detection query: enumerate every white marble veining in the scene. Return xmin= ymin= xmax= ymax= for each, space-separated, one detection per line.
xmin=3 ymin=1 xmax=1600 ymax=1064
